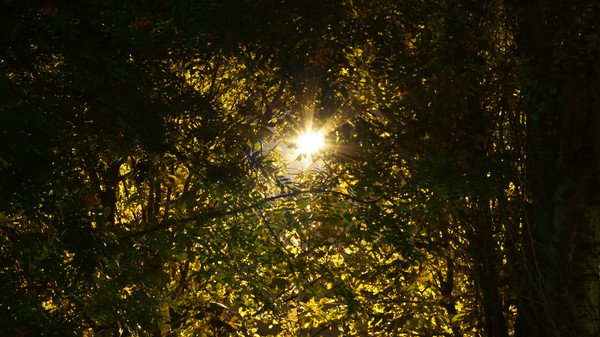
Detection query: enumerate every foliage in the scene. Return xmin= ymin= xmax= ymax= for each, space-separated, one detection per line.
xmin=1 ymin=0 xmax=597 ymax=336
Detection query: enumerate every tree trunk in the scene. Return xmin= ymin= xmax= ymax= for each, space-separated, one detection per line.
xmin=512 ymin=1 xmax=600 ymax=335
xmin=99 ymin=160 xmax=121 ymax=227
xmin=462 ymin=73 xmax=510 ymax=337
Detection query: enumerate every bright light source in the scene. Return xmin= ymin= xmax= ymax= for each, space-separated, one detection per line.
xmin=297 ymin=131 xmax=325 ymax=155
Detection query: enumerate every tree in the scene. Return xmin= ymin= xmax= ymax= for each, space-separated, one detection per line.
xmin=1 ymin=0 xmax=598 ymax=336
xmin=510 ymin=0 xmax=600 ymax=336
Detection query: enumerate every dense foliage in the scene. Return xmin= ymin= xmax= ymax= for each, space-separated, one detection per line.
xmin=1 ymin=0 xmax=598 ymax=336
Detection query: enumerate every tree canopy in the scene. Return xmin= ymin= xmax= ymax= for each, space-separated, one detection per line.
xmin=1 ymin=0 xmax=599 ymax=336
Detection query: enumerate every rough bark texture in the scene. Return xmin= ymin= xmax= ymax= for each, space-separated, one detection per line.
xmin=513 ymin=1 xmax=600 ymax=335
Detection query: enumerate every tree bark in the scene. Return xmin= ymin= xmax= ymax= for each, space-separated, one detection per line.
xmin=512 ymin=1 xmax=600 ymax=335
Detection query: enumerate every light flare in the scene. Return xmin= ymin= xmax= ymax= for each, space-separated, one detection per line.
xmin=296 ymin=131 xmax=325 ymax=155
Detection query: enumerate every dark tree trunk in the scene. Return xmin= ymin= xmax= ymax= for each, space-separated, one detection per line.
xmin=99 ymin=160 xmax=122 ymax=226
xmin=471 ymin=205 xmax=509 ymax=337
xmin=512 ymin=1 xmax=600 ymax=336
xmin=460 ymin=73 xmax=510 ymax=337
